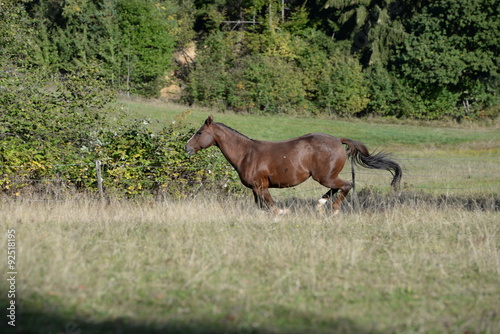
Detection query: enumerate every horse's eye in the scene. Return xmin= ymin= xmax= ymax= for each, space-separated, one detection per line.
xmin=196 ymin=131 xmax=202 ymax=135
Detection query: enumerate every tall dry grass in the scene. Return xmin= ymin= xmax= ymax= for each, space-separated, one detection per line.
xmin=1 ymin=196 xmax=498 ymax=333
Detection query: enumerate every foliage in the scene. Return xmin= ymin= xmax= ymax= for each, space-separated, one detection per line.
xmin=0 ymin=96 xmax=240 ymax=197
xmin=393 ymin=0 xmax=500 ymax=119
xmin=366 ymin=64 xmax=402 ymax=117
xmin=184 ymin=29 xmax=367 ymax=116
xmin=94 ymin=113 xmax=242 ymax=197
xmin=0 ymin=0 xmax=39 ymax=65
xmin=315 ymin=51 xmax=370 ymax=116
xmin=0 ymin=1 xmax=237 ymax=198
xmin=229 ymin=54 xmax=310 ymax=114
xmin=0 ymin=66 xmax=110 ymax=193
xmin=366 ymin=64 xmax=434 ymax=118
xmin=116 ymin=0 xmax=177 ymax=96
xmin=0 ymin=42 xmax=239 ymax=198
xmin=322 ymin=0 xmax=407 ymax=66
xmin=3 ymin=0 xmax=498 ymax=119
xmin=27 ymin=0 xmax=179 ymax=97
xmin=182 ymin=32 xmax=235 ymax=109
xmin=185 ymin=0 xmax=498 ymax=120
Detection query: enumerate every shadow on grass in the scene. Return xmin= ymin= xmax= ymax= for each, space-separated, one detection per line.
xmin=282 ymin=189 xmax=500 ymax=215
xmin=3 ymin=303 xmax=382 ymax=334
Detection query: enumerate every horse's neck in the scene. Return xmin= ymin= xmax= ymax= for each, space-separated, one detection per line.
xmin=214 ymin=124 xmax=253 ymax=169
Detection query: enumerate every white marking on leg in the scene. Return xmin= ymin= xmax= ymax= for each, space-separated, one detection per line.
xmin=316 ymin=198 xmax=327 ymax=213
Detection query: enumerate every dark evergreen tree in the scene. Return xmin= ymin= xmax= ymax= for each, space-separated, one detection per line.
xmin=393 ymin=0 xmax=499 ymax=119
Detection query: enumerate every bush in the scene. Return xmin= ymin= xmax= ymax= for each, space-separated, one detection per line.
xmin=315 ymin=53 xmax=370 ymax=116
xmin=184 ymin=29 xmax=369 ymax=116
xmin=392 ymin=0 xmax=499 ymax=120
xmin=298 ymin=34 xmax=370 ymax=117
xmin=0 ymin=61 xmax=240 ymax=198
xmin=366 ymin=65 xmax=403 ymax=117
xmin=94 ymin=114 xmax=242 ymax=198
xmin=0 ymin=65 xmax=114 ymax=195
xmin=228 ymin=55 xmax=310 ymax=114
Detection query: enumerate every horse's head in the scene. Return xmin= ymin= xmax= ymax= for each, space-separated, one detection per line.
xmin=185 ymin=115 xmax=216 ymax=155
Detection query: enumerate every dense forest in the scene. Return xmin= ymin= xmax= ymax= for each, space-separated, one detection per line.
xmin=2 ymin=0 xmax=499 ymax=120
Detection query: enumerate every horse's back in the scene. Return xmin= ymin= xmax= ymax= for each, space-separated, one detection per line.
xmin=252 ymin=133 xmax=345 ymax=165
xmin=258 ymin=133 xmax=340 ymax=147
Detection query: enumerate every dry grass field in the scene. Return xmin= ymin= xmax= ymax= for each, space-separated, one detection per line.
xmin=1 ymin=103 xmax=499 ymax=333
xmin=1 ymin=194 xmax=498 ymax=334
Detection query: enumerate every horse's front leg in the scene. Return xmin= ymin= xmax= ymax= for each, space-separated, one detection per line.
xmin=252 ymin=187 xmax=287 ymax=216
xmin=252 ymin=187 xmax=274 ymax=210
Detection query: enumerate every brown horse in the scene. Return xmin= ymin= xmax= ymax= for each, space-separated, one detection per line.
xmin=185 ymin=116 xmax=402 ymax=215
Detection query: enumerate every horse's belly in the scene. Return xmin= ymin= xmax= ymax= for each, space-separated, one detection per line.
xmin=268 ymin=169 xmax=310 ymax=188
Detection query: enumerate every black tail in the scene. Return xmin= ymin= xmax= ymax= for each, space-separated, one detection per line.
xmin=341 ymin=138 xmax=402 ymax=190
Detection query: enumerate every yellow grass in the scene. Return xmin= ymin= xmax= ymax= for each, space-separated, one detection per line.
xmin=1 ymin=197 xmax=499 ymax=333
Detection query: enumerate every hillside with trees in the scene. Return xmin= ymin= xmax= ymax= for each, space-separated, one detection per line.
xmin=2 ymin=0 xmax=498 ymax=120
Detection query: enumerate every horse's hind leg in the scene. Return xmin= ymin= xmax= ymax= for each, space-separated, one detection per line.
xmin=317 ymin=178 xmax=353 ymax=215
xmin=321 ymin=188 xmax=339 ymax=200
xmin=331 ymin=182 xmax=353 ymax=215
xmin=316 ymin=188 xmax=338 ymax=213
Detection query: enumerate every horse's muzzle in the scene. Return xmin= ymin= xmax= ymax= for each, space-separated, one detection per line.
xmin=185 ymin=145 xmax=195 ymax=156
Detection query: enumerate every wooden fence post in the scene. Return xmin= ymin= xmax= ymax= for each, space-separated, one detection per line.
xmin=95 ymin=160 xmax=104 ymax=199
xmin=351 ymin=159 xmax=360 ymax=212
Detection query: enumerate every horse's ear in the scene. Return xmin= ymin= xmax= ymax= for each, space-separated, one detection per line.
xmin=206 ymin=115 xmax=214 ymax=125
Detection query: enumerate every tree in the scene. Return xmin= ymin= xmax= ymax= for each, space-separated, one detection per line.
xmin=319 ymin=0 xmax=408 ymax=67
xmin=26 ymin=0 xmax=178 ymax=97
xmin=393 ymin=0 xmax=499 ymax=119
xmin=0 ymin=0 xmax=42 ymax=66
xmin=117 ymin=0 xmax=177 ymax=96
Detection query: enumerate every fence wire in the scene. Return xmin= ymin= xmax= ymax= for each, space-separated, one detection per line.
xmin=1 ymin=156 xmax=500 ymax=193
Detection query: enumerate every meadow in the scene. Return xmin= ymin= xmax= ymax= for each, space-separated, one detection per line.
xmin=1 ymin=99 xmax=499 ymax=333
xmin=1 ymin=197 xmax=498 ymax=334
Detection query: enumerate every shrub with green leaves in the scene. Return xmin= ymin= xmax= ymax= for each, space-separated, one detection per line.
xmin=0 ymin=63 xmax=112 ymax=193
xmin=94 ymin=114 xmax=242 ymax=198
xmin=0 ymin=57 xmax=240 ymax=198
xmin=184 ymin=29 xmax=367 ymax=116
xmin=182 ymin=32 xmax=235 ymax=109
xmin=315 ymin=52 xmax=369 ymax=117
xmin=229 ymin=54 xmax=310 ymax=114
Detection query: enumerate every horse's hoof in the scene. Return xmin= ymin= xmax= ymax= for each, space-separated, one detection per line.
xmin=271 ymin=208 xmax=289 ymax=222
xmin=274 ymin=208 xmax=289 ymax=215
xmin=332 ymin=209 xmax=340 ymax=216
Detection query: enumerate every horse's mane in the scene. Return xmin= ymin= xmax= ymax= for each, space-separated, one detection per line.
xmin=216 ymin=122 xmax=254 ymax=141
